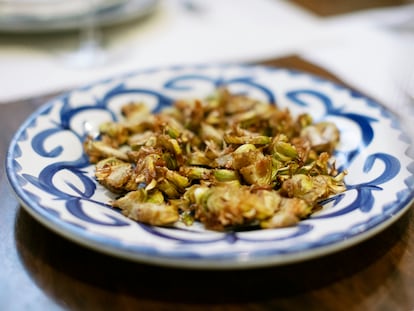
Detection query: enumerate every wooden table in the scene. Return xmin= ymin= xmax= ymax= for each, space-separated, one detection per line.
xmin=1 ymin=54 xmax=413 ymax=311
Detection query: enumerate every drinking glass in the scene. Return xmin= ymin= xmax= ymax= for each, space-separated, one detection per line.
xmin=62 ymin=0 xmax=108 ymax=68
xmin=0 ymin=0 xmax=111 ymax=68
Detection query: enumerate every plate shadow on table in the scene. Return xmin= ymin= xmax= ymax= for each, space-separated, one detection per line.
xmin=13 ymin=205 xmax=412 ymax=310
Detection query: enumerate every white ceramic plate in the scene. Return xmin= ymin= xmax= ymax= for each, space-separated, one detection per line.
xmin=0 ymin=0 xmax=158 ymax=33
xmin=0 ymin=0 xmax=126 ymax=19
xmin=7 ymin=64 xmax=414 ymax=269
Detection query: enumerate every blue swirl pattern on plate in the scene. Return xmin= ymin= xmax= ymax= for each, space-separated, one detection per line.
xmin=6 ymin=64 xmax=414 ymax=268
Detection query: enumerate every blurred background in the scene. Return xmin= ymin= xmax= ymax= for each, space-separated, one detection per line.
xmin=0 ymin=0 xmax=413 ymax=125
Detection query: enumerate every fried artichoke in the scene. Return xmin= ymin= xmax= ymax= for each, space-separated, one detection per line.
xmin=84 ymin=88 xmax=347 ymax=230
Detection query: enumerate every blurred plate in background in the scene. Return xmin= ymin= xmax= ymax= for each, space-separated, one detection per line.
xmin=0 ymin=0 xmax=158 ymax=32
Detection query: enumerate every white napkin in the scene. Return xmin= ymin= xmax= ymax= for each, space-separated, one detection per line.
xmin=0 ymin=0 xmax=413 ymax=113
xmin=0 ymin=0 xmax=328 ymax=102
xmin=301 ymin=4 xmax=414 ymax=113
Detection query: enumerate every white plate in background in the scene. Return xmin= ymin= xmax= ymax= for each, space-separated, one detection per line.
xmin=0 ymin=0 xmax=158 ymax=32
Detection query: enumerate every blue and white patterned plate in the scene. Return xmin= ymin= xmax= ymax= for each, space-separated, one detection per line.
xmin=6 ymin=64 xmax=414 ymax=269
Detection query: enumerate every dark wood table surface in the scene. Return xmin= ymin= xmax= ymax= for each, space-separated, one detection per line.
xmin=1 ymin=2 xmax=414 ymax=310
xmin=1 ymin=54 xmax=413 ymax=311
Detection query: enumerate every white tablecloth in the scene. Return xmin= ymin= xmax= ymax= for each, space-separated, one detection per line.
xmin=1 ymin=0 xmax=413 ymax=116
